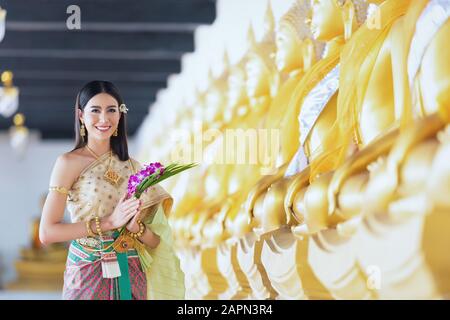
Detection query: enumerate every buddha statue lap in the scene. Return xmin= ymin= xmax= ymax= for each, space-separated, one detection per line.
xmin=324 ymin=0 xmax=449 ymax=237
xmin=243 ymin=0 xmax=371 ymax=240
xmin=6 ymin=194 xmax=67 ymax=291
xmin=239 ymin=0 xmax=327 ymax=237
xmin=286 ymin=0 xmax=412 ymax=237
xmin=225 ymin=1 xmax=326 ymax=240
xmin=288 ymin=0 xmax=449 ymax=299
xmin=196 ymin=54 xmax=252 ymax=248
xmin=281 ymin=0 xmax=395 ymax=299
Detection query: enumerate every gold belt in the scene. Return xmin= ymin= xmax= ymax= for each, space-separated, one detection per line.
xmin=77 ymin=234 xmax=137 ymax=253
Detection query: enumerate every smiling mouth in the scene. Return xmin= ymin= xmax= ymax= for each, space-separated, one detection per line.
xmin=95 ymin=126 xmax=111 ymax=132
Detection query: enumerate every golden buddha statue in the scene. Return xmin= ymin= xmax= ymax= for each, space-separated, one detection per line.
xmin=289 ymin=0 xmax=412 ymax=236
xmin=172 ymin=49 xmax=252 ymax=248
xmin=143 ymin=0 xmax=450 ymax=300
xmin=183 ymin=51 xmax=259 ymax=299
xmin=325 ymin=0 xmax=448 ymax=226
xmin=349 ymin=115 xmax=448 ymax=299
xmin=312 ymin=0 xmax=411 ymax=223
xmin=272 ymin=1 xmax=321 ymax=168
xmin=327 ymin=0 xmax=449 ymax=297
xmin=185 ymin=66 xmax=242 ymax=248
xmin=200 ymin=60 xmax=260 ymax=246
xmin=226 ymin=56 xmax=250 ymax=126
xmin=174 ymin=50 xmax=251 ymax=248
xmin=188 ymin=5 xmax=283 ymax=299
xmin=274 ymin=0 xmax=391 ymax=300
xmin=286 ymin=0 xmax=448 ymax=299
xmin=405 ymin=0 xmax=449 ymax=121
xmin=242 ymin=0 xmax=325 ymax=237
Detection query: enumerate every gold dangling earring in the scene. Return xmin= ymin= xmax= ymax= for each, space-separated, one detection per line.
xmin=80 ymin=123 xmax=86 ymax=138
xmin=113 ymin=127 xmax=118 ymax=137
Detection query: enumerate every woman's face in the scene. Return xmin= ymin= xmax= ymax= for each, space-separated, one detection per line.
xmin=79 ymin=93 xmax=120 ymax=141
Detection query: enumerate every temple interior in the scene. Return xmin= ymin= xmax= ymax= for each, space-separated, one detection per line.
xmin=0 ymin=0 xmax=449 ymax=300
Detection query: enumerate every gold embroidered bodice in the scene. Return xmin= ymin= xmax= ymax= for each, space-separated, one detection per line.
xmin=66 ymin=152 xmax=172 ymax=223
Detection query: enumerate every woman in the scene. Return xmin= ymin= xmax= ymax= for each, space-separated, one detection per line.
xmin=39 ymin=80 xmax=185 ymax=300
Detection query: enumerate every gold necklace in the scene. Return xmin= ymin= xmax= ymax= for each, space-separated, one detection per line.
xmin=85 ymin=145 xmax=122 ymax=186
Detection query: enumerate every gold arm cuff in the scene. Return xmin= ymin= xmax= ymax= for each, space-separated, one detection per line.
xmin=129 ymin=221 xmax=146 ymax=239
xmin=49 ymin=186 xmax=69 ymax=195
xmin=94 ymin=215 xmax=103 ymax=238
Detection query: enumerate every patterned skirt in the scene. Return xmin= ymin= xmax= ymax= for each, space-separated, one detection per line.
xmin=62 ymin=239 xmax=147 ymax=300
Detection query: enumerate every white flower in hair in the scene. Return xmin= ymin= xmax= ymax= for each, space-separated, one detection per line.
xmin=119 ymin=103 xmax=129 ymax=113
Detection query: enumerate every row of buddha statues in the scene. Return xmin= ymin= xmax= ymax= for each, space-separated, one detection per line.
xmin=137 ymin=0 xmax=450 ymax=299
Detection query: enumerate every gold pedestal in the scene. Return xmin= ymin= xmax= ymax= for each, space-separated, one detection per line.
xmin=6 ymin=246 xmax=67 ymax=292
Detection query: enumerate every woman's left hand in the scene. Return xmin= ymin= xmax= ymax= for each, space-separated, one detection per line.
xmin=126 ymin=201 xmax=142 ymax=233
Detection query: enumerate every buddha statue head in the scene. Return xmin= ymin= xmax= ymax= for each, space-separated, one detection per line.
xmin=275 ymin=0 xmax=312 ymax=74
xmin=204 ymin=50 xmax=230 ymax=127
xmin=310 ymin=0 xmax=372 ymax=42
xmin=245 ymin=3 xmax=278 ymax=101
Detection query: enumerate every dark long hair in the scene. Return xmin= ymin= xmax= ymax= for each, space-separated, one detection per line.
xmin=73 ymin=80 xmax=129 ymax=161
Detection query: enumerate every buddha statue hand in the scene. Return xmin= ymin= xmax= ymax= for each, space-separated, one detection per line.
xmin=362 ymin=115 xmax=445 ymax=216
xmin=362 ymin=156 xmax=398 ymax=216
xmin=284 ymin=166 xmax=311 ymax=227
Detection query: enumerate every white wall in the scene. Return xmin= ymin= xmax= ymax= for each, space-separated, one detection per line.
xmin=0 ymin=132 xmax=137 ymax=286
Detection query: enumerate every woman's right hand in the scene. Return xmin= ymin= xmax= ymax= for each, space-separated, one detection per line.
xmin=105 ymin=194 xmax=141 ymax=230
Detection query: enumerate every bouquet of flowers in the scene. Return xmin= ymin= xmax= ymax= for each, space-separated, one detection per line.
xmin=127 ymin=162 xmax=197 ymax=199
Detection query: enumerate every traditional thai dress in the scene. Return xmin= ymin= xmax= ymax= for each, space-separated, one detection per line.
xmin=62 ymin=151 xmax=185 ymax=300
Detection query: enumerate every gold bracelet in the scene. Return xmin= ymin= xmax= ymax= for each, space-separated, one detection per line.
xmin=85 ymin=219 xmax=95 ymax=237
xmin=95 ymin=216 xmax=103 ymax=238
xmin=129 ymin=220 xmax=145 ymax=239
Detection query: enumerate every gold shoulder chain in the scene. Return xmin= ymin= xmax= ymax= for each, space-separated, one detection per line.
xmin=129 ymin=158 xmax=137 ymax=174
